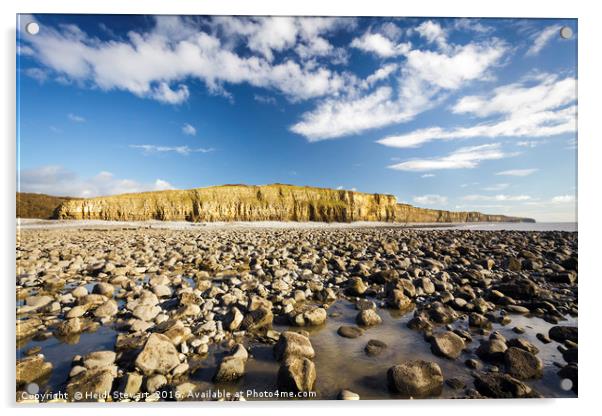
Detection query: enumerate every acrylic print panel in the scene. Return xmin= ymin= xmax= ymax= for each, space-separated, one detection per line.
xmin=16 ymin=14 xmax=577 ymax=403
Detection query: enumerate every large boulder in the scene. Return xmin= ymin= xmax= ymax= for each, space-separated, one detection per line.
xmin=387 ymin=360 xmax=443 ymax=398
xmin=277 ymin=356 xmax=316 ymax=392
xmin=241 ymin=305 xmax=273 ymax=332
xmin=430 ymin=331 xmax=465 ymax=359
xmin=66 ymin=368 xmax=116 ymax=402
xmin=504 ymin=347 xmax=543 ymax=380
xmin=274 ymin=331 xmax=315 ymax=361
xmin=387 ymin=289 xmax=412 ymax=310
xmin=135 ymin=333 xmax=180 ymax=376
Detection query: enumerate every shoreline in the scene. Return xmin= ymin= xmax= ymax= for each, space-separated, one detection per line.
xmin=16 ymin=218 xmax=577 ymax=232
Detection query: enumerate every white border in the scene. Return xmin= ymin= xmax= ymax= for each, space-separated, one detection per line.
xmin=2 ymin=1 xmax=599 ymax=415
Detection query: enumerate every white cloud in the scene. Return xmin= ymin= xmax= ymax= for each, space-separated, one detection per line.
xmin=378 ymin=74 xmax=576 ymax=148
xmin=421 ymin=173 xmax=435 ymax=178
xmin=350 ymin=32 xmax=411 ymax=57
xmin=526 ymin=25 xmax=561 ymax=56
xmin=182 ymin=123 xmax=197 ymax=136
xmin=254 ymin=94 xmax=277 ymax=105
xmin=496 ymin=168 xmax=538 ymax=177
xmin=68 ymin=113 xmax=85 ymax=123
xmin=388 ymin=143 xmax=511 ymax=172
xmin=551 ymin=194 xmax=575 ymax=203
xmin=363 ymin=63 xmax=399 ymax=88
xmin=482 ymin=183 xmax=509 ymax=191
xmin=21 ymin=16 xmax=352 ymax=104
xmin=130 ymin=144 xmax=213 ymax=155
xmin=413 ymin=194 xmax=448 ymax=205
xmin=463 ymin=194 xmax=532 ymax=202
xmin=293 ymin=40 xmax=507 ymax=141
xmin=414 ymin=20 xmax=448 ymax=50
xmin=517 ymin=140 xmax=546 ymax=148
xmin=19 ymin=165 xmax=176 ymax=197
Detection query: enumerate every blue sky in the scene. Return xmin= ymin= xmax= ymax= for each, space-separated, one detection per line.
xmin=17 ymin=15 xmax=577 ymax=221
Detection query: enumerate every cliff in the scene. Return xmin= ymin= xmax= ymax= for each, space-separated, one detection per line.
xmin=16 ymin=193 xmax=74 ymax=219
xmin=54 ymin=184 xmax=535 ymax=223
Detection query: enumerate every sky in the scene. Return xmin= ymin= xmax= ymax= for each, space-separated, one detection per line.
xmin=16 ymin=15 xmax=577 ymax=222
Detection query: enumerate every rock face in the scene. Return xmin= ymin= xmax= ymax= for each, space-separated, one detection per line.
xmin=55 ymin=184 xmax=534 ymax=223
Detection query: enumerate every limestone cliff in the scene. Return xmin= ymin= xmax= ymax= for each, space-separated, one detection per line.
xmin=55 ymin=184 xmax=535 ymax=223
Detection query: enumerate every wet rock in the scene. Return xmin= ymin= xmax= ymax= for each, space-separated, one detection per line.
xmin=145 ymin=374 xmax=167 ymax=393
xmin=337 ymin=325 xmax=364 ymax=338
xmin=274 ymin=331 xmax=315 ymax=361
xmin=135 ymin=333 xmax=180 ymax=376
xmin=132 ymin=304 xmax=161 ymax=322
xmin=476 ymin=338 xmax=508 ymax=362
xmin=277 ymin=356 xmax=316 ymax=392
xmin=536 ymin=333 xmax=552 ymax=344
xmin=347 ymin=277 xmax=368 ymax=296
xmin=446 ymin=378 xmax=465 ymax=390
xmin=549 ymin=326 xmax=578 ymax=344
xmin=83 ymin=351 xmax=116 ymax=370
xmin=16 ymin=317 xmax=41 ymax=339
xmin=365 ymin=339 xmax=387 ymax=356
xmin=57 ymin=317 xmax=82 ymax=336
xmin=223 ymin=307 xmax=243 ymax=331
xmin=16 ymin=354 xmax=52 ymax=385
xmin=504 ymin=347 xmax=543 ymax=380
xmin=303 ymin=307 xmax=328 ymax=326
xmin=430 ymin=331 xmax=465 ymax=359
xmin=356 ymin=309 xmax=382 ymax=327
xmin=240 ymin=305 xmax=273 ymax=332
xmin=387 ymin=360 xmax=443 ymax=397
xmin=67 ymin=368 xmax=116 ymax=402
xmin=118 ymin=372 xmax=143 ymax=396
xmin=473 ymin=372 xmax=537 ymax=398
xmin=507 ymin=338 xmax=539 ymax=355
xmin=387 ymin=289 xmax=412 ymax=310
xmin=93 ymin=282 xmax=115 ymax=298
xmin=563 ymin=347 xmax=578 ymax=364
xmin=94 ymin=300 xmax=118 ymax=318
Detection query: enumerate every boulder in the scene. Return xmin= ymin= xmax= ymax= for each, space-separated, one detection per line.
xmin=473 ymin=372 xmax=536 ymax=398
xmin=240 ymin=305 xmax=273 ymax=332
xmin=387 ymin=289 xmax=412 ymax=310
xmin=347 ymin=277 xmax=368 ymax=296
xmin=504 ymin=347 xmax=543 ymax=380
xmin=93 ymin=282 xmax=115 ymax=298
xmin=337 ymin=325 xmax=364 ymax=338
xmin=364 ymin=339 xmax=387 ymax=356
xmin=135 ymin=333 xmax=180 ymax=376
xmin=430 ymin=331 xmax=465 ymax=359
xmin=549 ymin=326 xmax=578 ymax=344
xmin=476 ymin=339 xmax=508 ymax=362
xmin=94 ymin=300 xmax=118 ymax=318
xmin=277 ymin=356 xmax=316 ymax=392
xmin=356 ymin=309 xmax=382 ymax=327
xmin=16 ymin=355 xmax=52 ymax=385
xmin=67 ymin=368 xmax=116 ymax=401
xmin=387 ymin=360 xmax=443 ymax=397
xmin=274 ymin=331 xmax=315 ymax=361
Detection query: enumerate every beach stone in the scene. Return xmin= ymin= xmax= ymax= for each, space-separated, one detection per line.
xmin=57 ymin=317 xmax=82 ymax=336
xmin=145 ymin=374 xmax=167 ymax=393
xmin=387 ymin=289 xmax=412 ymax=310
xmin=338 ymin=389 xmax=360 ymax=400
xmin=504 ymin=347 xmax=543 ymax=380
xmin=16 ymin=317 xmax=41 ymax=339
xmin=477 ymin=339 xmax=508 ymax=362
xmin=347 ymin=277 xmax=368 ymax=296
xmin=430 ymin=331 xmax=465 ymax=359
xmin=337 ymin=325 xmax=364 ymax=338
xmin=274 ymin=331 xmax=315 ymax=361
xmin=16 ymin=355 xmax=53 ymax=385
xmin=240 ymin=305 xmax=273 ymax=331
xmin=507 ymin=338 xmax=539 ymax=355
xmin=132 ymin=304 xmax=161 ymax=321
xmin=118 ymin=372 xmax=143 ymax=397
xmin=223 ymin=306 xmax=244 ymax=331
xmin=303 ymin=307 xmax=327 ymax=326
xmin=152 ymin=284 xmax=172 ymax=298
xmin=473 ymin=372 xmax=536 ymax=398
xmin=214 ymin=356 xmax=245 ymax=382
xmin=356 ymin=309 xmax=382 ymax=326
xmin=365 ymin=339 xmax=387 ymax=356
xmin=93 ymin=282 xmax=115 ymax=298
xmin=277 ymin=356 xmax=316 ymax=392
xmin=387 ymin=360 xmax=443 ymax=397
xmin=549 ymin=326 xmax=578 ymax=344
xmin=66 ymin=305 xmax=90 ymax=319
xmin=94 ymin=300 xmax=118 ymax=318
xmin=83 ymin=351 xmax=116 ymax=370
xmin=71 ymin=286 xmax=88 ymax=298
xmin=67 ymin=368 xmax=116 ymax=402
xmin=135 ymin=333 xmax=180 ymax=376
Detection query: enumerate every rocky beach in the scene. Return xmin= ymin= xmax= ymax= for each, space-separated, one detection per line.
xmin=15 ymin=223 xmax=577 ymax=401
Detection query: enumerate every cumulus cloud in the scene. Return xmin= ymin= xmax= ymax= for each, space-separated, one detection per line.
xmin=414 ymin=20 xmax=448 ymax=50
xmin=182 ymin=123 xmax=197 ymax=136
xmin=350 ymin=32 xmax=411 ymax=57
xmin=526 ymin=25 xmax=561 ymax=56
xmin=19 ymin=165 xmax=176 ymax=197
xmin=293 ymin=40 xmax=507 ymax=141
xmin=378 ymin=74 xmax=576 ymax=148
xmin=129 ymin=144 xmax=213 ymax=156
xmin=20 ymin=16 xmax=353 ymax=104
xmin=495 ymin=168 xmax=538 ymax=177
xmin=388 ymin=143 xmax=512 ymax=172
xmin=413 ymin=194 xmax=448 ymax=205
